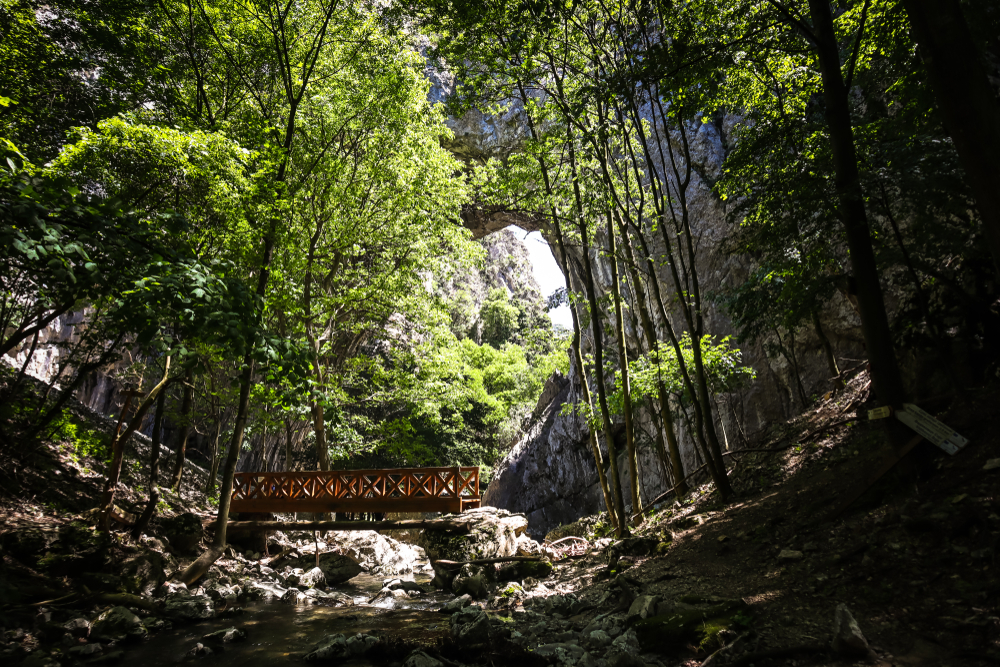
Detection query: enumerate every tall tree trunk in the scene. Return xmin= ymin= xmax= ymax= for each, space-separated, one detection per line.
xmin=901 ymin=0 xmax=1000 ymax=278
xmin=170 ymin=372 xmax=194 ymax=491
xmin=607 ymin=211 xmax=642 ymax=514
xmin=507 ymin=72 xmax=618 ymax=528
xmin=148 ymin=389 xmax=167 ymax=487
xmin=617 ymin=223 xmax=688 ymax=497
xmin=808 ymin=0 xmax=909 ymax=439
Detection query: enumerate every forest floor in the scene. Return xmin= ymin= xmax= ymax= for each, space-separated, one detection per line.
xmin=533 ymin=370 xmax=1000 ymax=666
xmin=0 ymin=371 xmax=997 ymax=667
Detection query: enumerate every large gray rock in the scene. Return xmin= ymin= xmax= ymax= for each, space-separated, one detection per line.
xmin=291 ymin=553 xmax=363 ymax=584
xmin=451 ymin=563 xmax=495 ymax=600
xmin=304 ymin=633 xmax=378 ymax=661
xmin=329 ymin=531 xmax=426 ymax=575
xmin=450 ymin=606 xmax=490 ymax=644
xmin=831 ymin=604 xmax=875 ymax=659
xmin=298 ymin=567 xmax=326 ymax=589
xmin=90 ymin=606 xmax=145 ymax=642
xmin=403 ymin=650 xmax=444 ymax=667
xmin=247 ymin=581 xmax=287 ymax=601
xmin=418 ymin=506 xmax=528 ymax=562
xmin=163 ymin=592 xmax=215 ymax=621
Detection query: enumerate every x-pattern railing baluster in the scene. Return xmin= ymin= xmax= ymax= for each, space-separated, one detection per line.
xmin=231 ymin=467 xmax=480 ymax=512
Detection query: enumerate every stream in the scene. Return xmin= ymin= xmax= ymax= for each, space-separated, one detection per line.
xmin=124 ymin=574 xmax=453 ymax=666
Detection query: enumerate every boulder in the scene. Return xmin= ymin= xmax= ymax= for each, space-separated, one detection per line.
xmin=606 ymin=630 xmax=642 ymax=667
xmin=304 ymin=633 xmax=379 ymax=661
xmin=418 ymin=507 xmax=528 ymax=562
xmin=329 ymin=531 xmax=427 ymax=575
xmin=91 ymin=606 xmax=145 ymax=642
xmin=164 ymin=592 xmax=215 ymax=621
xmin=159 ymin=513 xmax=205 ymax=555
xmin=298 ymin=567 xmax=326 ymax=589
xmin=403 ymin=650 xmax=444 ymax=667
xmin=831 ymin=604 xmax=875 ymax=659
xmin=450 ymin=606 xmax=490 ymax=644
xmin=291 ymin=553 xmax=363 ymax=584
xmin=247 ymin=581 xmax=287 ymax=601
xmin=63 ymin=617 xmax=91 ymax=639
xmin=67 ymin=644 xmax=104 ymax=658
xmin=439 ymin=594 xmax=473 ymax=614
xmin=451 ymin=563 xmax=495 ymax=600
xmin=534 ymin=643 xmax=587 ymax=667
xmin=626 ymin=595 xmax=660 ymax=625
xmin=120 ymin=552 xmax=165 ymax=596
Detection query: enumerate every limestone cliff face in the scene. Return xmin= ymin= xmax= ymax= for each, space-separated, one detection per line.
xmin=444 ymin=83 xmax=867 ymax=538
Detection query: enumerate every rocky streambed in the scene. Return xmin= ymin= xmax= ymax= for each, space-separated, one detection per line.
xmin=3 ymin=504 xmax=896 ymax=667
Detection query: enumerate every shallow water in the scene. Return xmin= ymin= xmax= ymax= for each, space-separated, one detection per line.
xmin=124 ymin=574 xmax=452 ymax=666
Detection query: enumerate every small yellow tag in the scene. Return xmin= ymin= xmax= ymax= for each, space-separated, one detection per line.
xmin=867 ymin=406 xmax=892 ymax=420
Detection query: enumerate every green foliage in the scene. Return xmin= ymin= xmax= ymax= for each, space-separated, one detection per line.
xmin=480 ymin=288 xmax=521 ymax=348
xmin=48 ymin=410 xmax=109 ymax=463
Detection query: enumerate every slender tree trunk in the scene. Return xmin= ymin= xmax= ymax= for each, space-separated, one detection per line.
xmin=170 ymin=372 xmax=194 ymax=491
xmin=811 ymin=311 xmax=843 ymax=391
xmin=607 ymin=211 xmax=642 ymax=514
xmin=148 ymin=389 xmax=167 ymax=487
xmin=808 ymin=0 xmax=909 ymax=440
xmin=552 ymin=225 xmax=619 ymax=532
xmin=901 ymin=0 xmax=1000 ymax=278
xmin=312 ymin=403 xmax=329 ymax=471
xmin=205 ymin=417 xmax=221 ymax=495
xmin=100 ymin=357 xmax=171 ymax=530
xmin=617 ymin=214 xmax=688 ymax=497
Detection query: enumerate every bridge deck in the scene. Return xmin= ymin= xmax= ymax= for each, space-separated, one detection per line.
xmin=230 ymin=466 xmax=481 ymax=514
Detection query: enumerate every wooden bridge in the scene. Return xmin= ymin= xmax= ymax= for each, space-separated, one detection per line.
xmin=230 ymin=467 xmax=481 ymax=515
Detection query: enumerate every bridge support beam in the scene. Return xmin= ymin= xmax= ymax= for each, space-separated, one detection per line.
xmin=221 ymin=518 xmax=473 ymax=534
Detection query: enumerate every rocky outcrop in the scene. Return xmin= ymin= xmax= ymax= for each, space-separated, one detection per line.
xmin=448 ymin=85 xmax=869 ymax=537
xmin=483 ymin=374 xmax=607 ymax=540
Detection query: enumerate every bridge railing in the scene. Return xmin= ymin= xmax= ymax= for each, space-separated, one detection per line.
xmin=230 ymin=466 xmax=481 ymax=514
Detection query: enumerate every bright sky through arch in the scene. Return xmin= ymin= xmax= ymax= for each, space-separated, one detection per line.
xmin=509 ymin=226 xmax=572 ymax=329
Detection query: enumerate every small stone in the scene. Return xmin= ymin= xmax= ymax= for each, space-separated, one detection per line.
xmin=777 ymin=549 xmax=804 ymax=561
xmin=983 ymin=458 xmax=1000 ymax=471
xmin=185 ymin=642 xmax=213 ymax=659
xmin=202 ymin=627 xmax=246 ymax=643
